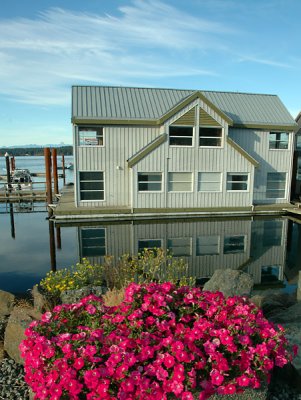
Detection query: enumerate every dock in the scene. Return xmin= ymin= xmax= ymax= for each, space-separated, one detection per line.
xmin=52 ymin=187 xmax=297 ymax=222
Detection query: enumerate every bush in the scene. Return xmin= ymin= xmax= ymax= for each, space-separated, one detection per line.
xmin=20 ymin=283 xmax=297 ymax=400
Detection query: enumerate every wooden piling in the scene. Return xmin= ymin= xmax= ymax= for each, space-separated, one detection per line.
xmin=52 ymin=148 xmax=59 ymax=196
xmin=44 ymin=147 xmax=52 ymax=205
xmin=10 ymin=156 xmax=15 ymax=172
xmin=9 ymin=203 xmax=15 ymax=239
xmin=5 ymin=153 xmax=11 ymax=192
xmin=49 ymin=220 xmax=56 ymax=272
xmin=56 ymin=226 xmax=62 ymax=249
xmin=62 ymin=155 xmax=66 ymax=186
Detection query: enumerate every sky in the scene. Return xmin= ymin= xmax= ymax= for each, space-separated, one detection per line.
xmin=1 ymin=0 xmax=301 ymax=147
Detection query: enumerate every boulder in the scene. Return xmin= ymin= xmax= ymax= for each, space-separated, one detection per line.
xmin=31 ymin=285 xmax=54 ymax=313
xmin=250 ymin=290 xmax=296 ymax=319
xmin=60 ymin=285 xmax=107 ymax=304
xmin=203 ymin=269 xmax=253 ymax=298
xmin=0 ymin=290 xmax=15 ymax=317
xmin=4 ymin=306 xmax=41 ymax=364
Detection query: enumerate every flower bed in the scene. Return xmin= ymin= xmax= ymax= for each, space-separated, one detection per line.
xmin=20 ymin=283 xmax=297 ymax=400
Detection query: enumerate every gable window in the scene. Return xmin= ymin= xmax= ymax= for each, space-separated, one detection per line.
xmin=266 ymin=172 xmax=286 ymax=198
xmin=79 ymin=171 xmax=104 ymax=200
xmin=79 ymin=127 xmax=104 ymax=146
xmin=169 ymin=126 xmax=193 ymax=146
xmin=81 ymin=228 xmax=106 ymax=257
xmin=168 ymin=172 xmax=192 ymax=192
xmin=138 ymin=173 xmax=162 ymax=192
xmin=198 ymin=172 xmax=221 ymax=192
xmin=226 ymin=173 xmax=248 ymax=191
xmin=167 ymin=238 xmax=192 ymax=256
xmin=199 ymin=127 xmax=222 ymax=147
xmin=269 ymin=132 xmax=289 ymax=149
xmin=196 ymin=236 xmax=220 ymax=255
xmin=224 ymin=235 xmax=245 ymax=254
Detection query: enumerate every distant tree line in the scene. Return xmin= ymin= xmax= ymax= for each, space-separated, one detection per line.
xmin=0 ymin=146 xmax=73 ymax=157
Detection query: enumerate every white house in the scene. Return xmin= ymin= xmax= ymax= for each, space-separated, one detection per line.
xmin=71 ymin=86 xmax=297 ymax=215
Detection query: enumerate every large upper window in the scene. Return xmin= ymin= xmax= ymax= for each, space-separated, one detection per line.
xmin=198 ymin=172 xmax=221 ymax=192
xmin=81 ymin=228 xmax=106 ymax=257
xmin=169 ymin=126 xmax=193 ymax=146
xmin=79 ymin=127 xmax=104 ymax=146
xmin=266 ymin=172 xmax=286 ymax=198
xmin=138 ymin=173 xmax=162 ymax=192
xmin=199 ymin=127 xmax=222 ymax=147
xmin=168 ymin=172 xmax=192 ymax=192
xmin=79 ymin=171 xmax=104 ymax=200
xmin=269 ymin=132 xmax=289 ymax=149
xmin=226 ymin=173 xmax=248 ymax=191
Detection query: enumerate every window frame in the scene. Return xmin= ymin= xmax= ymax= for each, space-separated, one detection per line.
xmin=268 ymin=132 xmax=289 ymax=150
xmin=168 ymin=172 xmax=193 ymax=192
xmin=226 ymin=173 xmax=249 ymax=192
xmin=199 ymin=126 xmax=223 ymax=148
xmin=138 ymin=239 xmax=163 ymax=254
xmin=79 ymin=171 xmax=105 ymax=201
xmin=138 ymin=172 xmax=163 ymax=192
xmin=78 ymin=127 xmax=104 ymax=147
xmin=196 ymin=235 xmax=220 ymax=256
xmin=167 ymin=237 xmax=192 ymax=257
xmin=223 ymin=235 xmax=246 ymax=254
xmin=80 ymin=227 xmax=106 ymax=257
xmin=198 ymin=172 xmax=222 ymax=192
xmin=169 ymin=125 xmax=194 ymax=147
xmin=266 ymin=172 xmax=286 ymax=199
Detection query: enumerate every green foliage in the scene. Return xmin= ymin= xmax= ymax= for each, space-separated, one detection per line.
xmin=39 ymin=249 xmax=195 ymax=300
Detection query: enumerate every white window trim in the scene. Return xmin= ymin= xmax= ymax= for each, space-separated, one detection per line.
xmin=168 ymin=172 xmax=193 ymax=193
xmin=199 ymin=126 xmax=224 ymax=148
xmin=198 ymin=172 xmax=222 ymax=192
xmin=169 ymin=125 xmax=194 ymax=147
xmin=226 ymin=173 xmax=249 ymax=192
xmin=79 ymin=171 xmax=105 ymax=202
xmin=138 ymin=172 xmax=163 ymax=193
xmin=78 ymin=127 xmax=104 ymax=147
xmin=266 ymin=172 xmax=287 ymax=199
xmin=80 ymin=227 xmax=107 ymax=257
xmin=196 ymin=235 xmax=220 ymax=256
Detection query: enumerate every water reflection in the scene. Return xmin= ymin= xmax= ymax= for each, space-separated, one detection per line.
xmin=57 ymin=216 xmax=299 ymax=290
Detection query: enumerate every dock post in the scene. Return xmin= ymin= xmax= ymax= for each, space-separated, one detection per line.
xmin=49 ymin=220 xmax=57 ymax=272
xmin=52 ymin=148 xmax=59 ymax=196
xmin=56 ymin=226 xmax=62 ymax=249
xmin=9 ymin=203 xmax=15 ymax=239
xmin=4 ymin=152 xmax=11 ymax=192
xmin=44 ymin=147 xmax=53 ymax=207
xmin=62 ymin=155 xmax=66 ymax=186
xmin=10 ymin=156 xmax=15 ymax=172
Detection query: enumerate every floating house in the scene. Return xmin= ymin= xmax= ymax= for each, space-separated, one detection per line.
xmin=71 ymin=86 xmax=297 ymax=217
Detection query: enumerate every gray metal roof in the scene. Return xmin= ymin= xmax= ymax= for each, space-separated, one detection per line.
xmin=72 ymin=86 xmax=297 ymax=128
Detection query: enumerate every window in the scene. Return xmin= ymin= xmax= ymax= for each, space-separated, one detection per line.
xmin=169 ymin=126 xmax=193 ymax=146
xmin=79 ymin=171 xmax=104 ymax=200
xmin=224 ymin=235 xmax=245 ymax=254
xmin=196 ymin=236 xmax=220 ymax=255
xmin=199 ymin=127 xmax=222 ymax=147
xmin=79 ymin=127 xmax=104 ymax=146
xmin=227 ymin=173 xmax=248 ymax=191
xmin=269 ymin=132 xmax=289 ymax=149
xmin=138 ymin=239 xmax=162 ymax=254
xmin=266 ymin=172 xmax=286 ymax=198
xmin=261 ymin=265 xmax=281 ymax=283
xmin=81 ymin=228 xmax=106 ymax=257
xmin=138 ymin=173 xmax=162 ymax=192
xmin=167 ymin=238 xmax=192 ymax=256
xmin=168 ymin=172 xmax=192 ymax=192
xmin=263 ymin=220 xmax=283 ymax=246
xmin=198 ymin=172 xmax=221 ymax=192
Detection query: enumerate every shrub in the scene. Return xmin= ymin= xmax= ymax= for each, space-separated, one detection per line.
xmin=20 ymin=283 xmax=297 ymax=400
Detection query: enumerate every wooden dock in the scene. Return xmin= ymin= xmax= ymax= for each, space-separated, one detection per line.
xmin=0 ymin=189 xmax=47 ymax=202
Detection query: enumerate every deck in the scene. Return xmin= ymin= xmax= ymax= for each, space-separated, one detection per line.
xmin=52 ymin=187 xmax=296 ymax=222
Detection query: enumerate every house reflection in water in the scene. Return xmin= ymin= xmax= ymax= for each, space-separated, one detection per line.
xmin=75 ymin=217 xmax=288 ymax=288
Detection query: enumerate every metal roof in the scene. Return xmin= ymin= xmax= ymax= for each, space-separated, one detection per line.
xmin=72 ymin=86 xmax=297 ymax=129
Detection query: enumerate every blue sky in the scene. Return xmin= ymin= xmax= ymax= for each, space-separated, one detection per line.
xmin=1 ymin=0 xmax=301 ymax=146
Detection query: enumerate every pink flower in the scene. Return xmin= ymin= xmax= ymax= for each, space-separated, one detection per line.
xmin=210 ymin=369 xmax=224 ymax=386
xmin=236 ymin=375 xmax=250 ymax=387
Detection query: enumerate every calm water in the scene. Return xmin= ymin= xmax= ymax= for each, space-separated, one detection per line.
xmin=0 ymin=157 xmax=301 ymax=295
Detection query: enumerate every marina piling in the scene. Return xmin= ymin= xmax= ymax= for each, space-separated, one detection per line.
xmin=4 ymin=152 xmax=11 ymax=192
xmin=44 ymin=147 xmax=52 ymax=207
xmin=52 ymin=148 xmax=59 ymax=196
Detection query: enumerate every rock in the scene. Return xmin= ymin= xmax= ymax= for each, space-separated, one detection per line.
xmin=4 ymin=306 xmax=41 ymax=364
xmin=0 ymin=342 xmax=5 ymax=361
xmin=250 ymin=290 xmax=296 ymax=319
xmin=60 ymin=285 xmax=107 ymax=304
xmin=203 ymin=269 xmax=253 ymax=298
xmin=31 ymin=285 xmax=54 ymax=313
xmin=0 ymin=290 xmax=15 ymax=316
xmin=268 ymin=301 xmax=301 ymax=324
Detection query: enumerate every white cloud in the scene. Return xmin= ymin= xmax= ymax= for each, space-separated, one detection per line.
xmin=0 ymin=0 xmax=232 ymax=105
xmin=237 ymin=55 xmax=293 ymax=69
